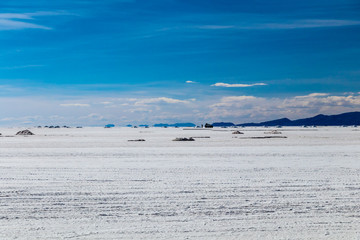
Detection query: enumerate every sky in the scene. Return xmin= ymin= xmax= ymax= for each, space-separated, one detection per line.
xmin=0 ymin=0 xmax=360 ymax=126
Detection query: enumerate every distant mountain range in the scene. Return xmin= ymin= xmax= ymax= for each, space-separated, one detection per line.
xmin=213 ymin=112 xmax=360 ymax=127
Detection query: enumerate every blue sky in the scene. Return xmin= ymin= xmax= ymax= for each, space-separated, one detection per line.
xmin=0 ymin=0 xmax=360 ymax=126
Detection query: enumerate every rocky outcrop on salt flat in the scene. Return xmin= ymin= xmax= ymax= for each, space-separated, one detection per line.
xmin=16 ymin=130 xmax=34 ymax=136
xmin=232 ymin=131 xmax=244 ymax=134
xmin=173 ymin=137 xmax=195 ymax=141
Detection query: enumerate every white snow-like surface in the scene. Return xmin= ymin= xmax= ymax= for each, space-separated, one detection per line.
xmin=0 ymin=127 xmax=359 ymax=239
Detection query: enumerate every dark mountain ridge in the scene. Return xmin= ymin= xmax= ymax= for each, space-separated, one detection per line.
xmin=213 ymin=112 xmax=360 ymax=127
xmin=238 ymin=112 xmax=360 ymax=126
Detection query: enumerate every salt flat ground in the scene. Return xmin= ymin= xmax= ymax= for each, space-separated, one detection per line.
xmin=0 ymin=127 xmax=359 ymax=239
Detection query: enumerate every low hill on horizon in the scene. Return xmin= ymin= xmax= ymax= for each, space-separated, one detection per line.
xmin=238 ymin=111 xmax=360 ymax=126
xmin=213 ymin=111 xmax=360 ymax=127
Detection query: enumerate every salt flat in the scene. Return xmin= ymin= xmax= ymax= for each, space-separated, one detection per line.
xmin=0 ymin=127 xmax=359 ymax=239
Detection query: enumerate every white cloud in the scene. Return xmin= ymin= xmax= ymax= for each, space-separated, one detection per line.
xmin=0 ymin=13 xmax=32 ymax=19
xmin=206 ymin=93 xmax=360 ymax=122
xmin=211 ymin=82 xmax=267 ymax=87
xmin=221 ymin=96 xmax=258 ymax=102
xmin=210 ymin=95 xmax=261 ymax=108
xmin=0 ymin=11 xmax=72 ymax=19
xmin=0 ymin=11 xmax=72 ymax=31
xmin=285 ymin=94 xmax=360 ymax=108
xmin=134 ymin=97 xmax=190 ymax=105
xmin=0 ymin=92 xmax=359 ymax=126
xmin=0 ymin=19 xmax=51 ymax=30
xmin=295 ymin=93 xmax=329 ymax=98
xmin=60 ymin=103 xmax=90 ymax=107
xmin=127 ymin=108 xmax=153 ymax=113
xmin=186 ymin=80 xmax=197 ymax=84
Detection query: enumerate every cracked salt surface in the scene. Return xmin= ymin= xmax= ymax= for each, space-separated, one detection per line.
xmin=0 ymin=127 xmax=359 ymax=239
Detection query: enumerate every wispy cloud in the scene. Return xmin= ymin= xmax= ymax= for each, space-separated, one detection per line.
xmin=134 ymin=97 xmax=191 ymax=106
xmin=196 ymin=19 xmax=360 ymax=31
xmin=211 ymin=95 xmax=258 ymax=108
xmin=0 ymin=11 xmax=72 ymax=31
xmin=197 ymin=25 xmax=235 ymax=30
xmin=211 ymin=82 xmax=267 ymax=87
xmin=295 ymin=93 xmax=329 ymax=98
xmin=186 ymin=80 xmax=197 ymax=84
xmin=261 ymin=19 xmax=360 ymax=29
xmin=0 ymin=84 xmax=26 ymax=93
xmin=0 ymin=19 xmax=51 ymax=30
xmin=60 ymin=103 xmax=90 ymax=107
xmin=0 ymin=13 xmax=32 ymax=19
xmin=0 ymin=115 xmax=42 ymax=122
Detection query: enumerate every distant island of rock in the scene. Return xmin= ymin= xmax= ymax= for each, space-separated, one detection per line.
xmin=213 ymin=111 xmax=360 ymax=127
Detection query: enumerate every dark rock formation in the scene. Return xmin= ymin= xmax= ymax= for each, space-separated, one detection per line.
xmin=173 ymin=137 xmax=195 ymax=141
xmin=232 ymin=131 xmax=244 ymax=134
xmin=16 ymin=130 xmax=34 ymax=136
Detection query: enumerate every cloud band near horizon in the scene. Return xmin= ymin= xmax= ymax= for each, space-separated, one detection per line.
xmin=211 ymin=82 xmax=267 ymax=87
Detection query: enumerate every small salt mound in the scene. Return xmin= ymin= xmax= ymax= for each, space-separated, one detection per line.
xmin=16 ymin=130 xmax=34 ymax=136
